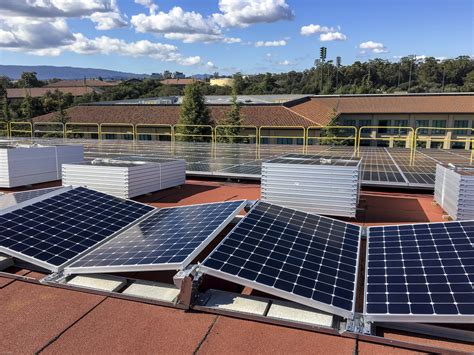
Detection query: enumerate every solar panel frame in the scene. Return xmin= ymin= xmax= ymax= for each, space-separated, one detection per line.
xmin=0 ymin=186 xmax=67 ymax=210
xmin=364 ymin=220 xmax=474 ymax=323
xmin=199 ymin=201 xmax=363 ymax=319
xmin=64 ymin=200 xmax=248 ymax=275
xmin=0 ymin=187 xmax=155 ymax=272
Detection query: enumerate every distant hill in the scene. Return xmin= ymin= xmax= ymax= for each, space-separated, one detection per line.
xmin=0 ymin=65 xmax=149 ymax=80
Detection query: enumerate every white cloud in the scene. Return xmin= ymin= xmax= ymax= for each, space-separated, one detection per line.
xmin=255 ymin=40 xmax=287 ymax=47
xmin=278 ymin=59 xmax=291 ymax=65
xmin=320 ymin=31 xmax=347 ymax=42
xmin=131 ymin=0 xmax=294 ymax=44
xmin=88 ymin=11 xmax=127 ymax=30
xmin=0 ymin=0 xmax=118 ymax=18
xmin=132 ymin=7 xmax=220 ymax=36
xmin=212 ymin=0 xmax=294 ymax=28
xmin=300 ymin=24 xmax=335 ymax=36
xmin=68 ymin=33 xmax=201 ymax=65
xmin=134 ymin=0 xmax=158 ymax=15
xmin=206 ymin=61 xmax=218 ymax=70
xmin=359 ymin=41 xmax=388 ymax=53
xmin=0 ymin=17 xmax=74 ymax=50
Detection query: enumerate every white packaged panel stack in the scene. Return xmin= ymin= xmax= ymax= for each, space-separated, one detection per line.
xmin=261 ymin=154 xmax=361 ymax=218
xmin=62 ymin=158 xmax=185 ymax=199
xmin=0 ymin=144 xmax=83 ymax=188
xmin=434 ymin=163 xmax=474 ymax=220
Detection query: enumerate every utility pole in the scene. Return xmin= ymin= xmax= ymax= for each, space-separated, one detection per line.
xmin=319 ymin=47 xmax=327 ymax=93
xmin=408 ymin=54 xmax=416 ymax=91
xmin=336 ymin=56 xmax=341 ymax=89
xmin=441 ymin=63 xmax=446 ymax=92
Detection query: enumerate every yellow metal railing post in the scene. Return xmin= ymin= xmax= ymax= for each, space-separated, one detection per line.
xmin=65 ymin=123 xmax=100 ymax=140
xmin=258 ymin=126 xmax=306 ymax=152
xmin=33 ymin=122 xmax=65 ymax=138
xmin=99 ymin=123 xmax=135 ymax=141
xmin=414 ymin=127 xmax=474 ymax=165
xmin=135 ymin=124 xmax=173 ymax=141
xmin=9 ymin=121 xmax=33 ymax=138
xmin=306 ymin=126 xmax=357 ymax=155
xmin=172 ymin=124 xmax=214 ymax=143
xmin=214 ymin=125 xmax=258 ymax=145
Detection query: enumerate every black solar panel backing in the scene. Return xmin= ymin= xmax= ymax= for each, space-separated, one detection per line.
xmin=0 ymin=187 xmax=154 ymax=271
xmin=200 ymin=201 xmax=362 ymax=318
xmin=365 ymin=221 xmax=474 ymax=322
xmin=65 ymin=200 xmax=247 ymax=274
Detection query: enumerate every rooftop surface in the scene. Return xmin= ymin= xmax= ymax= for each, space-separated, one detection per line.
xmin=2 ymin=179 xmax=473 ymax=354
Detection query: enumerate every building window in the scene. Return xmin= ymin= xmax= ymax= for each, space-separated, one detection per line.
xmin=343 ymin=119 xmax=356 ymax=127
xmin=357 ymin=119 xmax=372 ymax=128
xmin=416 ymin=120 xmax=429 ymax=135
xmin=454 ymin=120 xmax=469 ymax=135
xmin=392 ymin=120 xmax=409 ymax=135
xmin=432 ymin=120 xmax=447 ymax=135
xmin=277 ymin=138 xmax=295 ymax=145
xmin=261 ymin=138 xmax=269 ymax=144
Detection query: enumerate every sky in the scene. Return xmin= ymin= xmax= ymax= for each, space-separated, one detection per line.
xmin=0 ymin=0 xmax=472 ymax=75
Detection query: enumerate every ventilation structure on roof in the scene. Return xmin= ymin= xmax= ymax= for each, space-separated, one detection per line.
xmin=435 ymin=163 xmax=474 ymax=220
xmin=62 ymin=158 xmax=185 ymax=199
xmin=0 ymin=144 xmax=84 ymax=188
xmin=261 ymin=154 xmax=361 ymax=218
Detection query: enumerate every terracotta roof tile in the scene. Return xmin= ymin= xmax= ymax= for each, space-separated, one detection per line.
xmin=7 ymin=87 xmax=98 ymax=99
xmin=160 ymin=78 xmax=201 ymax=85
xmin=45 ymin=80 xmax=118 ymax=88
xmin=33 ymin=104 xmax=315 ymax=127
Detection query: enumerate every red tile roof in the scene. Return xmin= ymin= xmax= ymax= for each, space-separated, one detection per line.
xmin=33 ymin=104 xmax=315 ymax=127
xmin=45 ymin=80 xmax=118 ymax=88
xmin=6 ymin=87 xmax=99 ymax=99
xmin=286 ymin=95 xmax=474 ymax=125
xmin=161 ymin=78 xmax=201 ymax=85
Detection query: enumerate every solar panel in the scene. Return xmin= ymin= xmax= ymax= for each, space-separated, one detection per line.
xmin=0 ymin=187 xmax=154 ymax=272
xmin=365 ymin=221 xmax=474 ymax=323
xmin=200 ymin=201 xmax=362 ymax=318
xmin=65 ymin=200 xmax=247 ymax=274
xmin=0 ymin=187 xmax=64 ymax=210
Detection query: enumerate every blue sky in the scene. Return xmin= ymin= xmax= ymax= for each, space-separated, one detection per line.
xmin=0 ymin=0 xmax=472 ymax=75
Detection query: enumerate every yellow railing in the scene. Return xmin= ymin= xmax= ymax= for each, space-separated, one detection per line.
xmin=214 ymin=125 xmax=258 ymax=144
xmin=9 ymin=121 xmax=33 ymax=138
xmin=0 ymin=121 xmax=8 ymax=137
xmin=358 ymin=125 xmax=415 ymax=162
xmin=173 ymin=124 xmax=214 ymax=142
xmin=135 ymin=124 xmax=173 ymax=141
xmin=414 ymin=127 xmax=474 ymax=164
xmin=258 ymin=126 xmax=306 ymax=145
xmin=33 ymin=122 xmax=65 ymax=138
xmin=100 ymin=123 xmax=135 ymax=140
xmin=306 ymin=125 xmax=357 ymax=154
xmin=65 ymin=123 xmax=100 ymax=139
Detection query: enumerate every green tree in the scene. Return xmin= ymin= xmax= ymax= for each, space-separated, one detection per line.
xmin=1 ymin=93 xmax=11 ymax=122
xmin=18 ymin=72 xmax=43 ymax=88
xmin=220 ymin=86 xmax=242 ymax=143
xmin=177 ymin=82 xmax=211 ymax=142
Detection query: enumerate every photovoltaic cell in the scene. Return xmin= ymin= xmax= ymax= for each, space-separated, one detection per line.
xmin=200 ymin=201 xmax=362 ymax=318
xmin=0 ymin=187 xmax=154 ymax=271
xmin=0 ymin=187 xmax=64 ymax=210
xmin=65 ymin=200 xmax=247 ymax=274
xmin=365 ymin=221 xmax=474 ymax=322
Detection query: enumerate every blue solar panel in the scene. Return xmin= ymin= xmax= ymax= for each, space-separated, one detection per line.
xmin=365 ymin=221 xmax=474 ymax=322
xmin=0 ymin=187 xmax=64 ymax=210
xmin=65 ymin=200 xmax=247 ymax=274
xmin=0 ymin=187 xmax=154 ymax=271
xmin=200 ymin=201 xmax=362 ymax=318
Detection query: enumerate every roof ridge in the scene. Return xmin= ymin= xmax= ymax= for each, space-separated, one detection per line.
xmin=282 ymin=105 xmax=322 ymax=127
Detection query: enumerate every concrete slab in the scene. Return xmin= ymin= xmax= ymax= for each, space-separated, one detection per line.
xmin=203 ymin=289 xmax=269 ymax=316
xmin=122 ymin=280 xmax=180 ymax=303
xmin=0 ymin=254 xmax=13 ymax=271
xmin=67 ymin=274 xmax=126 ymax=292
xmin=266 ymin=300 xmax=334 ymax=327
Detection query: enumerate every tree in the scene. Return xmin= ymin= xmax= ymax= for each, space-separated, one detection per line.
xmin=20 ymin=94 xmax=43 ymax=121
xmin=177 ymin=82 xmax=211 ymax=142
xmin=18 ymin=72 xmax=43 ymax=88
xmin=220 ymin=86 xmax=242 ymax=143
xmin=1 ymin=94 xmax=11 ymax=122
